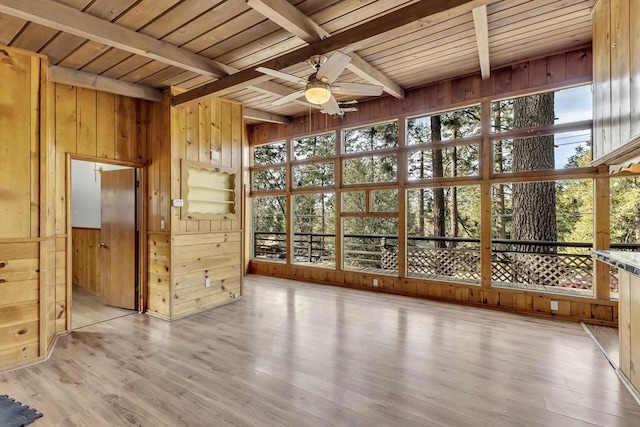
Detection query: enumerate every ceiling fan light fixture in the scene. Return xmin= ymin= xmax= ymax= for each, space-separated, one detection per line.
xmin=305 ymin=81 xmax=331 ymax=105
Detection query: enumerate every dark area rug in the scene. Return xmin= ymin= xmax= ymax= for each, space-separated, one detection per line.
xmin=0 ymin=395 xmax=42 ymax=427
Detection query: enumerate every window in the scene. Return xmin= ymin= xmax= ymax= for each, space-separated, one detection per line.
xmin=492 ymin=85 xmax=592 ymax=173
xmin=249 ymin=82 xmax=604 ymax=300
xmin=407 ymin=105 xmax=481 ymax=145
xmin=343 ymin=121 xmax=398 ymax=153
xmin=293 ymin=193 xmax=336 ymax=267
xmin=609 ymin=176 xmax=640 ymax=300
xmin=407 ymin=186 xmax=481 ymax=284
xmin=251 ymin=141 xmax=287 ymax=191
xmin=491 ymin=179 xmax=594 ymax=296
xmin=292 ymin=162 xmax=335 ymax=188
xmin=252 ymin=196 xmax=286 ymax=262
xmin=343 ymin=217 xmax=398 ymax=276
xmin=293 ymin=133 xmax=335 ymax=160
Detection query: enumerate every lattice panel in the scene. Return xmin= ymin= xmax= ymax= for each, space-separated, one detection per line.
xmin=492 ymin=252 xmax=593 ymax=289
xmin=406 ymin=247 xmax=482 ymax=281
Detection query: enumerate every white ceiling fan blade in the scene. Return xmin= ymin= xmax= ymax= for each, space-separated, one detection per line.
xmin=271 ymin=90 xmax=305 ymax=106
xmin=332 ymin=82 xmax=384 ymax=96
xmin=256 ymin=67 xmax=306 ymax=85
xmin=316 ymin=51 xmax=351 ymax=84
xmin=321 ymin=95 xmax=341 ymax=115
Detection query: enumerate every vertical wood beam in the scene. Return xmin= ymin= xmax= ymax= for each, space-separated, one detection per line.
xmin=594 ymin=166 xmax=611 ymax=300
xmin=480 ymin=100 xmax=492 ymax=288
xmin=334 ymin=130 xmax=343 ymax=271
xmin=397 ymin=117 xmax=407 ymax=279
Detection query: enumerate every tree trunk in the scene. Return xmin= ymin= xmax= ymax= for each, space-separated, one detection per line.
xmin=512 ymin=92 xmax=556 ymax=254
xmin=431 ymin=115 xmax=446 ymax=248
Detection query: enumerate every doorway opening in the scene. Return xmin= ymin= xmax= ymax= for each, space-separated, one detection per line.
xmin=69 ymin=159 xmax=141 ymax=330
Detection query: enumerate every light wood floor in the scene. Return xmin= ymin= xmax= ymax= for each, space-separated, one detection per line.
xmin=71 ymin=287 xmax=135 ymax=330
xmin=2 ymin=275 xmax=640 ymax=426
xmin=584 ymin=323 xmax=621 ymax=369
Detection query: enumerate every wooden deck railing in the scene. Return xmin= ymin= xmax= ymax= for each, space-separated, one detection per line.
xmin=253 ymin=232 xmax=640 ymax=295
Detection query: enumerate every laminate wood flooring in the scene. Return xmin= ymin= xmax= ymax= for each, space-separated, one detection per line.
xmin=583 ymin=323 xmax=620 ymax=369
xmin=2 ymin=275 xmax=639 ymax=426
xmin=71 ymin=287 xmax=135 ymax=330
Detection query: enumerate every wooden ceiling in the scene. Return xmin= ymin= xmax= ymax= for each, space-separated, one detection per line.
xmin=0 ymin=0 xmax=594 ymax=123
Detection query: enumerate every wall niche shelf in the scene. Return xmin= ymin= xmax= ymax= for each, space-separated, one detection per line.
xmin=180 ymin=159 xmax=238 ymax=220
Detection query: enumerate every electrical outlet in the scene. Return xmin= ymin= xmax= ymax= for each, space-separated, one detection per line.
xmin=205 ymin=277 xmax=211 ymax=288
xmin=160 ymin=219 xmax=165 ymax=230
xmin=373 ymin=278 xmax=379 ymax=287
xmin=550 ymin=300 xmax=559 ymax=311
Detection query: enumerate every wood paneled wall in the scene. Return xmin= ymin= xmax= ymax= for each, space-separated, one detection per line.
xmin=0 ymin=46 xmax=46 ymax=370
xmin=53 ymin=83 xmax=147 ymax=337
xmin=592 ymin=0 xmax=640 ymax=163
xmin=71 ymin=227 xmax=101 ymax=294
xmin=0 ymin=43 xmax=150 ymax=372
xmin=249 ymin=47 xmax=592 ymax=143
xmin=146 ymin=94 xmax=244 ymax=319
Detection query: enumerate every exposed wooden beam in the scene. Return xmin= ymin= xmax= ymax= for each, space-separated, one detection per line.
xmin=50 ymin=66 xmax=163 ymax=102
xmin=246 ymin=0 xmax=324 ymax=43
xmin=472 ymin=5 xmax=491 ymax=80
xmin=246 ymin=0 xmax=405 ymax=99
xmin=175 ymin=0 xmax=487 ymax=105
xmin=345 ymin=54 xmax=404 ymax=99
xmin=244 ymin=108 xmax=291 ymax=124
xmin=0 ymin=0 xmax=234 ymax=78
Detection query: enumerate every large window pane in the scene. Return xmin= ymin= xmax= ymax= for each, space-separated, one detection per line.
xmin=343 ymin=155 xmax=397 ymax=184
xmin=343 ymin=217 xmax=398 ymax=275
xmin=251 ymin=168 xmax=286 ymax=191
xmin=253 ymin=196 xmax=287 ymax=262
xmin=293 ymin=133 xmax=336 ymax=160
xmin=407 ymin=105 xmax=481 ymax=145
xmin=343 ymin=121 xmax=398 ymax=153
xmin=491 ymin=179 xmax=594 ymax=296
xmin=342 ymin=191 xmax=366 ymax=212
xmin=407 ymin=186 xmax=481 ymax=284
xmin=609 ymin=176 xmax=640 ymax=300
xmin=293 ymin=193 xmax=336 ymax=267
xmin=371 ymin=189 xmax=398 ymax=212
xmin=492 ymin=85 xmax=592 ymax=132
xmin=292 ymin=162 xmax=334 ymax=188
xmin=407 ymin=145 xmax=479 ymax=181
xmin=493 ymin=130 xmax=591 ymax=173
xmin=253 ymin=141 xmax=287 ymax=165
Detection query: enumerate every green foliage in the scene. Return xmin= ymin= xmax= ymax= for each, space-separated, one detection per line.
xmin=344 ymin=121 xmax=398 ymax=152
xmin=610 ymin=176 xmax=640 ymax=244
xmin=253 ymin=196 xmax=286 ymax=232
xmin=293 ymin=133 xmax=336 ymax=160
xmin=293 ymin=193 xmax=335 ymax=234
xmin=253 ymin=141 xmax=286 ymax=165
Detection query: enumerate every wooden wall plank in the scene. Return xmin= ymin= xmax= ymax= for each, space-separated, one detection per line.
xmin=96 ymin=92 xmax=116 ymax=158
xmin=76 ymin=87 xmax=97 ymax=157
xmin=0 ymin=47 xmax=33 ymax=239
xmin=71 ymin=227 xmax=101 ymax=294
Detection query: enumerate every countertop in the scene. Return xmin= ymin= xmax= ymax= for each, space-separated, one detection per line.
xmin=592 ymin=250 xmax=640 ymax=276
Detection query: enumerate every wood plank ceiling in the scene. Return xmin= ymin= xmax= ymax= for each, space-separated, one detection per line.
xmin=0 ymin=0 xmax=594 ymax=123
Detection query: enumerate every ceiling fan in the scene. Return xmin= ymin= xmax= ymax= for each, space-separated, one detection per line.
xmin=256 ymin=51 xmax=384 ymax=115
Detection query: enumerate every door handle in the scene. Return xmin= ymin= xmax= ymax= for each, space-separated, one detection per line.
xmin=99 ymin=242 xmax=107 ymax=248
